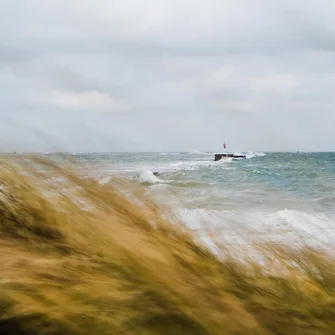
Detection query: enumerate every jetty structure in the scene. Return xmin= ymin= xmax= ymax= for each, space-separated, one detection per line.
xmin=214 ymin=142 xmax=246 ymax=161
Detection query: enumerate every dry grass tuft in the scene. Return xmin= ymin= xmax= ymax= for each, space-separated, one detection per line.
xmin=0 ymin=156 xmax=335 ymax=335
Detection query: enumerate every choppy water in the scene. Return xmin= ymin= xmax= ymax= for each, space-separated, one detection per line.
xmin=65 ymin=151 xmax=335 ymax=252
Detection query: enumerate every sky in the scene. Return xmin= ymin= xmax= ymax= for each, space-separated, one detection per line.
xmin=1 ymin=0 xmax=335 ymax=152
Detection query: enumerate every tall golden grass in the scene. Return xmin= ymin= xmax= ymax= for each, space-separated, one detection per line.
xmin=1 ymin=156 xmax=335 ymax=335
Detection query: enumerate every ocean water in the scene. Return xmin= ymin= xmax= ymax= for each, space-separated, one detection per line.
xmin=69 ymin=151 xmax=335 ymax=253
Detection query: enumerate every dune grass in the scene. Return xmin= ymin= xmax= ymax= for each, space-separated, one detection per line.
xmin=0 ymin=156 xmax=335 ymax=335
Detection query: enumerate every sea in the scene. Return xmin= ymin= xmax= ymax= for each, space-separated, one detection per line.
xmin=54 ymin=151 xmax=335 ymax=255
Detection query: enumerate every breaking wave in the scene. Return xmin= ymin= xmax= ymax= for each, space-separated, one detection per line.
xmin=245 ymin=151 xmax=266 ymax=158
xmin=135 ymin=170 xmax=164 ymax=183
xmin=177 ymin=207 xmax=335 ymax=254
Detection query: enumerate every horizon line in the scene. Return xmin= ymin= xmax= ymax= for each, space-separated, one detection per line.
xmin=1 ymin=150 xmax=335 ymax=155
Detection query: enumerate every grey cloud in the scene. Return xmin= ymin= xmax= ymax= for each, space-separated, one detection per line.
xmin=1 ymin=0 xmax=335 ymax=152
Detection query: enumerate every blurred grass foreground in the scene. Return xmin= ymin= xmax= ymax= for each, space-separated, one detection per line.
xmin=1 ymin=156 xmax=335 ymax=335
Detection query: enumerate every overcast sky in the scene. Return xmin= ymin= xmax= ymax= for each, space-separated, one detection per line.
xmin=1 ymin=0 xmax=335 ymax=152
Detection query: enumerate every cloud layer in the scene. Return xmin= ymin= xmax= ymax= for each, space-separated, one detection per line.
xmin=1 ymin=0 xmax=335 ymax=152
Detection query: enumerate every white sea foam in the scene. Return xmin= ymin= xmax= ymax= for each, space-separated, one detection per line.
xmin=168 ymin=161 xmax=210 ymax=171
xmin=215 ymin=157 xmax=234 ymax=163
xmin=176 ymin=207 xmax=335 ymax=254
xmin=168 ymin=157 xmax=234 ymax=171
xmin=244 ymin=151 xmax=266 ymax=159
xmin=133 ymin=170 xmax=176 ymax=184
xmin=99 ymin=176 xmax=112 ymax=185
xmin=137 ymin=170 xmax=163 ymax=183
